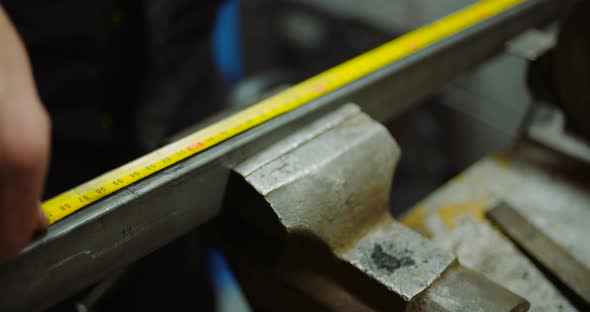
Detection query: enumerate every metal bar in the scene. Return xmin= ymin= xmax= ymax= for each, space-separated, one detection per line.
xmin=488 ymin=202 xmax=590 ymax=306
xmin=0 ymin=1 xmax=572 ymax=310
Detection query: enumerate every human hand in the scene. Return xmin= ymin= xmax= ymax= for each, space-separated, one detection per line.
xmin=0 ymin=5 xmax=50 ymax=260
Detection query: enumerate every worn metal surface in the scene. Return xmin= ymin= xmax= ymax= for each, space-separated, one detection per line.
xmin=340 ymin=218 xmax=454 ymax=301
xmin=234 ymin=104 xmax=454 ymax=299
xmin=239 ymin=112 xmax=399 ymax=252
xmin=227 ymin=104 xmax=527 ymax=310
xmin=407 ymin=263 xmax=530 ymax=312
xmin=0 ymin=0 xmax=572 ymax=309
xmin=433 ymin=216 xmax=577 ymax=312
xmin=403 ymin=145 xmax=590 ymax=268
xmin=488 ymin=202 xmax=590 ymax=305
xmin=402 ymin=125 xmax=590 ymax=310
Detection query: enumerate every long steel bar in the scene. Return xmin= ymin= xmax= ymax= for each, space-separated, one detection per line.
xmin=488 ymin=202 xmax=590 ymax=305
xmin=0 ymin=1 xmax=572 ymax=310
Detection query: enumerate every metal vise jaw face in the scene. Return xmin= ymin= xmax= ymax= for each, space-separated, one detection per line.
xmin=213 ymin=103 xmax=529 ymax=311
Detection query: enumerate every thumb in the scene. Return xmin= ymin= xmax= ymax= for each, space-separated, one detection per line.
xmin=36 ymin=205 xmax=49 ymax=231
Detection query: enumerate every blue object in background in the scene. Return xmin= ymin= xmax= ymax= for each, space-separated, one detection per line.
xmin=210 ymin=3 xmax=250 ymax=310
xmin=213 ymin=0 xmax=244 ymax=84
xmin=209 ymin=248 xmax=251 ymax=311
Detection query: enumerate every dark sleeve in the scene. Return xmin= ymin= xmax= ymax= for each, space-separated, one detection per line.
xmin=2 ymin=0 xmax=109 ymax=142
xmin=3 ymin=0 xmax=221 ymax=195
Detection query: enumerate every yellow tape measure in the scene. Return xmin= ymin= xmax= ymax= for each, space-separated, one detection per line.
xmin=42 ymin=0 xmax=523 ymax=224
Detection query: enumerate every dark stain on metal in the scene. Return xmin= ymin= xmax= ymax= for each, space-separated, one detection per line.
xmin=370 ymin=244 xmax=415 ymax=273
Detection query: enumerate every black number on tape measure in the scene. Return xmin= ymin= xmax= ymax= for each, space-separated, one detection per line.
xmin=59 ymin=203 xmax=72 ymax=211
xmin=130 ymin=171 xmax=141 ymax=178
xmin=145 ymin=164 xmax=156 ymax=170
xmin=112 ymin=179 xmax=124 ymax=186
xmin=95 ymin=186 xmax=107 ymax=194
xmin=79 ymin=195 xmax=90 ymax=202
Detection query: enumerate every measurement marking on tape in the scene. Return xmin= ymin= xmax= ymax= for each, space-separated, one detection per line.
xmin=42 ymin=0 xmax=524 ymax=224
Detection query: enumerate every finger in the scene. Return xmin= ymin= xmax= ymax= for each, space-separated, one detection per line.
xmin=36 ymin=205 xmax=49 ymax=231
xmin=0 ymin=178 xmax=39 ymax=260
